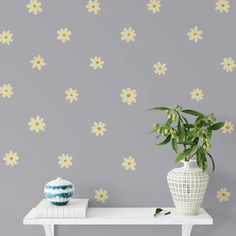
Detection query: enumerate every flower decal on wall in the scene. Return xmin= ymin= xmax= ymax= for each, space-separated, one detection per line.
xmin=89 ymin=56 xmax=104 ymax=70
xmin=95 ymin=189 xmax=109 ymax=203
xmin=58 ymin=154 xmax=73 ymax=168
xmin=0 ymin=30 xmax=13 ymax=45
xmin=0 ymin=84 xmax=14 ymax=98
xmin=120 ymin=88 xmax=137 ymax=105
xmin=86 ymin=0 xmax=101 ymax=14
xmin=91 ymin=121 xmax=107 ymax=136
xmin=187 ymin=26 xmax=203 ymax=43
xmin=65 ymin=88 xmax=78 ymax=103
xmin=217 ymin=187 xmax=231 ymax=202
xmin=222 ymin=121 xmax=234 ymax=133
xmin=221 ymin=57 xmax=236 ymax=72
xmin=30 ymin=55 xmax=46 ymax=70
xmin=153 ymin=61 xmax=167 ymax=76
xmin=215 ymin=0 xmax=230 ymax=13
xmin=3 ymin=151 xmax=19 ymax=167
xmin=28 ymin=115 xmax=46 ymax=133
xmin=147 ymin=0 xmax=161 ymax=14
xmin=57 ymin=28 xmax=72 ymax=43
xmin=121 ymin=27 xmax=136 ymax=43
xmin=27 ymin=0 xmax=42 ymax=15
xmin=122 ymin=156 xmax=137 ymax=171
xmin=190 ymin=88 xmax=204 ymax=102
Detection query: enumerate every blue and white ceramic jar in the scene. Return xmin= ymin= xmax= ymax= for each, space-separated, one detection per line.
xmin=44 ymin=177 xmax=74 ymax=206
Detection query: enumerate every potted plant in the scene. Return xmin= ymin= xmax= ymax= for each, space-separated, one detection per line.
xmin=150 ymin=105 xmax=224 ymax=215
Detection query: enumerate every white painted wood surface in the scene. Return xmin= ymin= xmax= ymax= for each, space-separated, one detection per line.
xmin=24 ymin=207 xmax=213 ymax=236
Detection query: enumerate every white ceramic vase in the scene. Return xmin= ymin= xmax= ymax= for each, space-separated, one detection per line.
xmin=44 ymin=177 xmax=74 ymax=206
xmin=167 ymin=160 xmax=209 ymax=215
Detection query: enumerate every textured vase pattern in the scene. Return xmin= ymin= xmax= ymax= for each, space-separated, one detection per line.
xmin=44 ymin=177 xmax=74 ymax=206
xmin=167 ymin=161 xmax=209 ymax=215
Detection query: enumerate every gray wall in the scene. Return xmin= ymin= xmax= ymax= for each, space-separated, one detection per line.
xmin=0 ymin=0 xmax=235 ymax=235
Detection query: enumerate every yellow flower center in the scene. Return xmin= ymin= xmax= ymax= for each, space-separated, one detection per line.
xmin=126 ymin=93 xmax=131 ymax=97
xmin=225 ymin=125 xmax=230 ymax=129
xmin=153 ymin=4 xmax=156 ymax=8
xmin=193 ymin=32 xmax=197 ymax=36
xmin=10 ymin=157 xmax=13 ymax=160
xmin=97 ymin=126 xmax=101 ymax=131
xmin=33 ymin=4 xmax=37 ymax=8
xmin=63 ymin=34 xmax=66 ymax=37
xmin=37 ymin=60 xmax=41 ymax=64
xmin=64 ymin=159 xmax=67 ymax=162
xmin=159 ymin=67 xmax=162 ymax=70
xmin=127 ymin=33 xmax=130 ymax=36
xmin=128 ymin=162 xmax=131 ymax=165
xmin=221 ymin=4 xmax=225 ymax=7
xmin=92 ymin=5 xmax=95 ymax=9
xmin=196 ymin=92 xmax=199 ymax=96
xmin=5 ymin=89 xmax=8 ymax=92
xmin=227 ymin=63 xmax=230 ymax=66
xmin=96 ymin=60 xmax=99 ymax=64
xmin=35 ymin=122 xmax=39 ymax=126
xmin=222 ymin=193 xmax=226 ymax=197
xmin=100 ymin=194 xmax=103 ymax=197
xmin=5 ymin=36 xmax=8 ymax=39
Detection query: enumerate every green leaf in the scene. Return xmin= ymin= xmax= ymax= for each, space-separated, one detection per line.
xmin=182 ymin=109 xmax=204 ymax=116
xmin=195 ymin=115 xmax=204 ymax=124
xmin=207 ymin=152 xmax=215 ymax=172
xmin=149 ymin=107 xmax=170 ymax=111
xmin=177 ymin=141 xmax=196 ymax=145
xmin=156 ymin=134 xmax=171 ymax=146
xmin=207 ymin=129 xmax=212 ymax=139
xmin=210 ymin=122 xmax=225 ymax=130
xmin=196 ymin=148 xmax=201 ymax=168
xmin=185 ymin=124 xmax=195 ymax=129
xmin=187 ymin=130 xmax=199 ymax=138
xmin=171 ymin=138 xmax=178 ymax=153
xmin=193 ymin=137 xmax=199 ymax=144
xmin=154 ymin=208 xmax=163 ymax=217
xmin=175 ymin=145 xmax=196 ymax=163
xmin=177 ymin=118 xmax=185 ymax=142
xmin=165 ymin=117 xmax=173 ymax=126
xmin=197 ymin=147 xmax=208 ymax=171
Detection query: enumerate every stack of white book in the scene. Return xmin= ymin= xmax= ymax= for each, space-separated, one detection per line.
xmin=35 ymin=199 xmax=89 ymax=218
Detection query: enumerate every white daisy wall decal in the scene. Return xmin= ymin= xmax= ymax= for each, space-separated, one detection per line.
xmin=89 ymin=56 xmax=104 ymax=70
xmin=121 ymin=27 xmax=136 ymax=43
xmin=120 ymin=88 xmax=137 ymax=105
xmin=3 ymin=151 xmax=19 ymax=167
xmin=57 ymin=28 xmax=72 ymax=43
xmin=215 ymin=0 xmax=230 ymax=13
xmin=86 ymin=0 xmax=101 ymax=14
xmin=28 ymin=115 xmax=46 ymax=133
xmin=187 ymin=26 xmax=203 ymax=43
xmin=153 ymin=61 xmax=167 ymax=76
xmin=27 ymin=0 xmax=42 ymax=15
xmin=0 ymin=30 xmax=13 ymax=45
xmin=122 ymin=156 xmax=137 ymax=171
xmin=30 ymin=55 xmax=46 ymax=70
xmin=65 ymin=88 xmax=78 ymax=103
xmin=190 ymin=88 xmax=204 ymax=102
xmin=147 ymin=0 xmax=161 ymax=14
xmin=217 ymin=187 xmax=231 ymax=202
xmin=0 ymin=84 xmax=14 ymax=98
xmin=221 ymin=57 xmax=236 ymax=72
xmin=222 ymin=121 xmax=234 ymax=133
xmin=94 ymin=189 xmax=109 ymax=203
xmin=91 ymin=121 xmax=107 ymax=136
xmin=58 ymin=154 xmax=73 ymax=168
